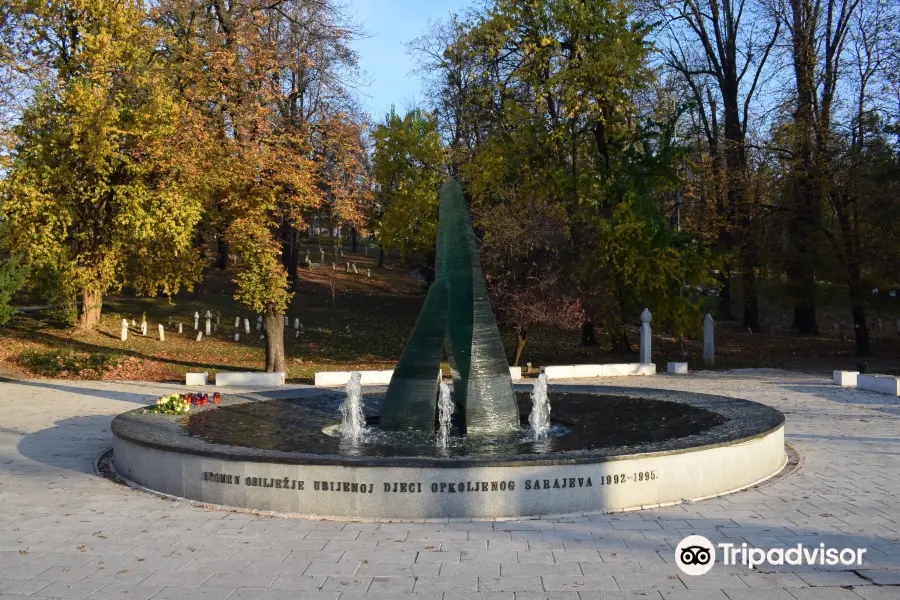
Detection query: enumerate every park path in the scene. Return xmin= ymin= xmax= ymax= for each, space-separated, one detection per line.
xmin=0 ymin=370 xmax=898 ymax=600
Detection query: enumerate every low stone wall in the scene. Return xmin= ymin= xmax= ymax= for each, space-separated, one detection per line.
xmin=112 ymin=426 xmax=785 ymax=518
xmin=216 ymin=372 xmax=285 ymax=386
xmin=111 ymin=386 xmax=785 ymax=519
xmin=858 ymin=374 xmax=900 ymax=396
xmin=542 ymin=363 xmax=656 ymax=380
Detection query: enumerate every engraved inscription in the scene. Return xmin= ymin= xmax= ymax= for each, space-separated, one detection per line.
xmin=202 ymin=471 xmax=658 ymax=495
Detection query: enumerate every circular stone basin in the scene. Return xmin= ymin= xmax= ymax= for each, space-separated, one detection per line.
xmin=111 ymin=386 xmax=786 ymax=518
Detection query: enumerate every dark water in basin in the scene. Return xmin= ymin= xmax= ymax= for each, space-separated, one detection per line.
xmin=183 ymin=392 xmax=727 ymax=459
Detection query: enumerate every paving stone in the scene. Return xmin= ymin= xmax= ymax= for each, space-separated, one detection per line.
xmin=478 ymin=576 xmax=544 ymax=592
xmin=269 ymin=574 xmax=327 ymax=590
xmin=0 ymin=579 xmax=53 ymax=595
xmin=366 ymin=576 xmax=415 ymax=592
xmin=88 ymin=583 xmax=166 ymax=600
xmin=787 ymin=588 xmax=865 ymax=600
xmin=30 ymin=580 xmax=106 ymax=598
xmin=660 ymin=591 xmax=729 ymax=600
xmin=796 ymin=570 xmax=870 ymax=587
xmin=856 ymin=569 xmax=900 ymax=585
xmin=720 ymin=589 xmax=797 ymax=600
xmin=228 ymin=591 xmax=340 ymax=600
xmin=541 ymin=575 xmax=618 ymax=592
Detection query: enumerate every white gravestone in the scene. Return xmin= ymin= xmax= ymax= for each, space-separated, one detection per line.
xmin=345 ymin=262 xmax=350 ymax=273
xmin=244 ymin=318 xmax=250 ymax=335
xmin=196 ymin=331 xmax=203 ymax=341
xmin=205 ymin=318 xmax=211 ymax=336
xmin=234 ymin=333 xmax=240 ymax=342
xmin=367 ymin=269 xmax=371 ymax=278
xmin=352 ymin=263 xmax=358 ymax=274
xmin=120 ymin=319 xmax=128 ymax=341
xmin=639 ymin=309 xmax=652 ymax=364
xmin=158 ymin=324 xmax=165 ymax=342
xmin=194 ymin=312 xmax=199 ymax=330
xmin=703 ymin=313 xmax=715 ymax=366
xmin=284 ymin=315 xmax=289 ymax=326
xmin=140 ymin=321 xmax=147 ymax=336
xmin=294 ymin=318 xmax=300 ymax=330
xmin=235 ymin=316 xmax=240 ymax=328
xmin=131 ymin=319 xmax=136 ymax=326
xmin=177 ymin=323 xmax=183 ymax=334
xmin=320 ymin=249 xmax=325 ymax=263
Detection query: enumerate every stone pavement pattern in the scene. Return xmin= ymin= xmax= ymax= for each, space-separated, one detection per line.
xmin=0 ymin=370 xmax=898 ymax=600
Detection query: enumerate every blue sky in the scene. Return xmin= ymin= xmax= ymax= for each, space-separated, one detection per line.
xmin=350 ymin=0 xmax=472 ymax=121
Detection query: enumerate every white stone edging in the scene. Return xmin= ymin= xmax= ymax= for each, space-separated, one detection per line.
xmin=216 ymin=371 xmax=285 ymax=386
xmin=541 ymin=363 xmax=656 ymax=380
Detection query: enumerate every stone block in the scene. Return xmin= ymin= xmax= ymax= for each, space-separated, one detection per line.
xmin=541 ymin=363 xmax=656 ymax=380
xmin=216 ymin=371 xmax=285 ymax=386
xmin=185 ymin=372 xmax=208 ymax=386
xmin=508 ymin=367 xmax=522 ymax=381
xmin=667 ymin=362 xmax=688 ymax=375
xmin=833 ymin=370 xmax=858 ymax=387
xmin=857 ymin=374 xmax=900 ymax=396
xmin=314 ymin=370 xmax=394 ymax=387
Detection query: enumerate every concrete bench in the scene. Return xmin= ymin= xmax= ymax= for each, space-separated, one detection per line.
xmin=667 ymin=362 xmax=688 ymax=375
xmin=185 ymin=372 xmax=208 ymax=386
xmin=857 ymin=374 xmax=900 ymax=396
xmin=314 ymin=370 xmax=394 ymax=387
xmin=216 ymin=371 xmax=285 ymax=387
xmin=541 ymin=363 xmax=656 ymax=380
xmin=833 ymin=370 xmax=858 ymax=387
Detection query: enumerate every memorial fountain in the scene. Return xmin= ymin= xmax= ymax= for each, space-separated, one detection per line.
xmin=110 ymin=178 xmax=787 ymax=518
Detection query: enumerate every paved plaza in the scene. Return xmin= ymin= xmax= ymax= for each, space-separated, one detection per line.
xmin=0 ymin=370 xmax=898 ymax=600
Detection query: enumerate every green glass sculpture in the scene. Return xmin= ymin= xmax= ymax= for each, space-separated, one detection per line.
xmin=380 ymin=178 xmax=520 ymax=435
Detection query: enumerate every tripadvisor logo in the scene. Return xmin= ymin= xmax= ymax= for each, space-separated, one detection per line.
xmin=675 ymin=535 xmax=716 ymax=576
xmin=675 ymin=535 xmax=868 ymax=575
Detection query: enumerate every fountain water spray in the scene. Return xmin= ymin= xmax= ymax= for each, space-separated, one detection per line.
xmin=340 ymin=372 xmax=366 ymax=442
xmin=437 ymin=382 xmax=454 ymax=448
xmin=529 ymin=373 xmax=550 ymax=440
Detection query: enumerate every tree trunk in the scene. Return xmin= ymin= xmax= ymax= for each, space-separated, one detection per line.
xmin=792 ymin=303 xmax=818 ymax=335
xmin=78 ymin=289 xmax=103 ymax=331
xmin=512 ymin=327 xmax=527 ymax=367
xmin=851 ymin=303 xmax=870 ymax=358
xmin=263 ymin=308 xmax=286 ymax=372
xmin=378 ymin=246 xmax=385 ymax=267
xmin=716 ymin=269 xmax=735 ymax=320
xmin=351 ymin=227 xmax=358 ymax=253
xmin=580 ymin=320 xmax=598 ymax=346
xmin=847 ymin=263 xmax=871 ymax=357
xmin=216 ymin=236 xmax=228 ymax=270
xmin=741 ymin=252 xmax=761 ymax=332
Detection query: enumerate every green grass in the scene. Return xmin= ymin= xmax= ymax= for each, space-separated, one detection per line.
xmin=18 ymin=348 xmax=122 ymax=377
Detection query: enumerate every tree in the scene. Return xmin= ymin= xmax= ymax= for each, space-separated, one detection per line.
xmin=413 ymin=0 xmax=708 ymax=353
xmin=655 ymin=0 xmax=781 ymax=332
xmin=1 ymin=0 xmax=204 ymax=330
xmin=0 ymin=257 xmax=28 ymax=325
xmin=372 ymin=109 xmax=445 ymax=262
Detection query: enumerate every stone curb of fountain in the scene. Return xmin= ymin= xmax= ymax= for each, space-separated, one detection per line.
xmin=96 ymin=443 xmax=802 ymax=523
